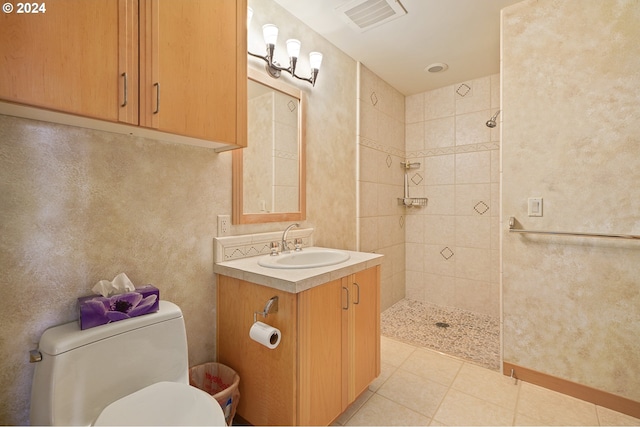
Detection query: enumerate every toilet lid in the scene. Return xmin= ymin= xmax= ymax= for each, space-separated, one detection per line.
xmin=94 ymin=381 xmax=227 ymax=426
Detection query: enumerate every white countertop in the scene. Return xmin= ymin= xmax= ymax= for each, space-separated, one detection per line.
xmin=213 ymin=247 xmax=384 ymax=293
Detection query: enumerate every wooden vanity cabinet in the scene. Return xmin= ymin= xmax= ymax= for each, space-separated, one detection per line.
xmin=0 ymin=0 xmax=247 ymax=148
xmin=217 ymin=266 xmax=381 ymax=426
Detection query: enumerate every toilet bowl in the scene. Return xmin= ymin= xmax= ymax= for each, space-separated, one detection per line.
xmin=30 ymin=300 xmax=226 ymax=426
xmin=94 ymin=382 xmax=225 ymax=426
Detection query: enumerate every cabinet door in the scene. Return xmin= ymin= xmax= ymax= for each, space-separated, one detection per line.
xmin=217 ymin=276 xmax=297 ymax=426
xmin=298 ymin=278 xmax=348 ymax=425
xmin=0 ymin=0 xmax=138 ymax=123
xmin=141 ymin=0 xmax=247 ymax=146
xmin=349 ymin=266 xmax=381 ymax=400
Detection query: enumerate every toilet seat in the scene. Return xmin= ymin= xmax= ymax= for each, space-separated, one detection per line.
xmin=93 ymin=381 xmax=226 ymax=426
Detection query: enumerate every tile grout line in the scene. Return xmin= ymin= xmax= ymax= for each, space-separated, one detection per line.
xmin=428 ymin=358 xmax=466 ymax=425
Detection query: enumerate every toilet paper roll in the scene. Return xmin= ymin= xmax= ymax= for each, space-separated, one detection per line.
xmin=249 ymin=321 xmax=281 ymax=349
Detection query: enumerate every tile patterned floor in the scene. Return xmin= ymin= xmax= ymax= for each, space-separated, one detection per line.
xmin=381 ymin=299 xmax=500 ymax=371
xmin=333 ymin=336 xmax=640 ymax=426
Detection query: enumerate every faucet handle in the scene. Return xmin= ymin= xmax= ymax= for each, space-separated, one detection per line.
xmin=294 ymin=238 xmax=303 ymax=251
xmin=270 ymin=241 xmax=280 ymax=256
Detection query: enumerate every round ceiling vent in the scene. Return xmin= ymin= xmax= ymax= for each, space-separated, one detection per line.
xmin=425 ymin=62 xmax=449 ymax=73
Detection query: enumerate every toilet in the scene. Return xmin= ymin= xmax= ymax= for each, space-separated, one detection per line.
xmin=30 ymin=300 xmax=226 ymax=426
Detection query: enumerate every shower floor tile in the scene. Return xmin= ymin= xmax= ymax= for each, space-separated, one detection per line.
xmin=381 ymin=299 xmax=500 ymax=371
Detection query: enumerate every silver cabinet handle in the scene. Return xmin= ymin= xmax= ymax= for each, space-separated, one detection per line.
xmin=153 ymin=82 xmax=160 ymax=114
xmin=353 ymin=282 xmax=360 ymax=305
xmin=121 ymin=72 xmax=128 ymax=107
xmin=342 ymin=286 xmax=349 ymax=310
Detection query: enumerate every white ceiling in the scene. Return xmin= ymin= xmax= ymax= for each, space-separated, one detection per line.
xmin=273 ymin=0 xmax=522 ymax=96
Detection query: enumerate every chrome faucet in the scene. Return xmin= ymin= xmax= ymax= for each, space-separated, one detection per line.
xmin=281 ymin=223 xmax=299 ymax=253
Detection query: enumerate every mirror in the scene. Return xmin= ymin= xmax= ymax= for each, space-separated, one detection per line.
xmin=232 ymin=68 xmax=306 ymax=224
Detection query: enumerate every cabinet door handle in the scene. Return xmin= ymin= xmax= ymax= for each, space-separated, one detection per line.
xmin=342 ymin=286 xmax=349 ymax=310
xmin=353 ymin=282 xmax=360 ymax=305
xmin=121 ymin=72 xmax=128 ymax=107
xmin=153 ymin=82 xmax=160 ymax=114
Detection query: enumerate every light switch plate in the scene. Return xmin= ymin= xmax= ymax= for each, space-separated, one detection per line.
xmin=528 ymin=197 xmax=543 ymax=217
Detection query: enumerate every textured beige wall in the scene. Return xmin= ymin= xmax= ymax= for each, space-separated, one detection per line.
xmin=0 ymin=1 xmax=358 ymax=423
xmin=502 ymin=0 xmax=640 ymax=402
xmin=0 ymin=116 xmax=231 ymax=423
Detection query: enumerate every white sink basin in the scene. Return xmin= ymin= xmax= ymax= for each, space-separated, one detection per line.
xmin=258 ymin=248 xmax=350 ymax=269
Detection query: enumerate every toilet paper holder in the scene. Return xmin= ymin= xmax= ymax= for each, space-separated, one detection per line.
xmin=253 ymin=296 xmax=279 ymax=323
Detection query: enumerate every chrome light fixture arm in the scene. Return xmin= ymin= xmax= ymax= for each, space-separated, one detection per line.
xmin=248 ymin=48 xmax=321 ymax=86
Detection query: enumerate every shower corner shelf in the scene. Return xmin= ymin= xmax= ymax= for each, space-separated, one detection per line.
xmin=397 ymin=197 xmax=428 ymax=207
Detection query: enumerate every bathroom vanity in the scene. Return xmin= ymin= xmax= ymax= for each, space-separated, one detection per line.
xmin=214 ymin=248 xmax=383 ymax=426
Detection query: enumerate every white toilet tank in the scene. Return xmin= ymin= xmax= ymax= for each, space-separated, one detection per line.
xmin=30 ymin=301 xmax=194 ymax=426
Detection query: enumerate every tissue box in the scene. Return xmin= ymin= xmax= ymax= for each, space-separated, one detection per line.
xmin=77 ymin=285 xmax=160 ymax=330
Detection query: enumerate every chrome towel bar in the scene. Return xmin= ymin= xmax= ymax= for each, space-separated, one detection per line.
xmin=508 ymin=217 xmax=640 ymax=240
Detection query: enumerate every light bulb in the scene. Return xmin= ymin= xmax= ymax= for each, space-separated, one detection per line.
xmin=286 ymin=39 xmax=301 ymax=59
xmin=262 ymin=24 xmax=278 ymax=46
xmin=309 ymin=52 xmax=323 ymax=70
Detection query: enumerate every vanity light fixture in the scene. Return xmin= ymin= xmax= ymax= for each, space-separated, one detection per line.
xmin=247 ymin=8 xmax=323 ymax=87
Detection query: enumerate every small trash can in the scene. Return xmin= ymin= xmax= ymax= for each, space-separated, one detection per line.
xmin=189 ymin=362 xmax=240 ymax=426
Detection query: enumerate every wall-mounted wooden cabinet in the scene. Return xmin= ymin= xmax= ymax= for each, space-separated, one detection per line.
xmin=217 ymin=266 xmax=381 ymax=426
xmin=0 ymin=0 xmax=247 ymax=150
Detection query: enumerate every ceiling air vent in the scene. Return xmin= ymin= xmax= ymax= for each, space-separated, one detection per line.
xmin=336 ymin=0 xmax=407 ymax=32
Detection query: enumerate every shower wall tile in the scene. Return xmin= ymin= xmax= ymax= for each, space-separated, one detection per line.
xmin=359 ymin=144 xmax=380 ymax=183
xmin=490 ymin=183 xmax=500 ymax=218
xmin=359 ymin=216 xmax=378 ymax=252
xmin=490 ymin=150 xmax=500 ymax=183
xmin=455 ymin=216 xmax=491 ymax=249
xmin=359 ymin=181 xmax=378 ymax=217
xmin=424 ymin=155 xmax=455 ymax=185
xmin=455 ymin=278 xmax=495 ymax=316
xmin=424 ymin=116 xmax=456 ymax=149
xmin=405 ymin=242 xmax=425 ymax=271
xmin=360 ymin=100 xmax=378 ymax=141
xmin=424 ymin=244 xmax=456 ymax=277
xmin=490 ymin=249 xmax=500 ymax=285
xmin=455 ymin=183 xmax=491 ymax=216
xmin=424 ymin=215 xmax=455 ymax=246
xmin=425 ymin=85 xmax=455 ymax=120
xmin=405 ymin=215 xmax=425 ymax=244
xmin=377 ymin=183 xmax=403 ymax=216
xmin=490 ymin=217 xmax=500 ymax=250
xmin=425 ymin=185 xmax=456 ymax=215
xmin=405 ymin=122 xmax=424 ymax=152
xmin=379 ymin=113 xmax=404 ymax=152
xmin=455 ymin=77 xmax=491 ymax=115
xmin=455 ymin=151 xmax=491 ymax=184
xmin=405 ymin=93 xmax=424 ymax=124
xmin=379 ymin=215 xmax=405 ymax=247
xmin=424 ymin=274 xmax=456 ymax=307
xmin=455 ymin=247 xmax=491 ymax=282
xmin=405 ymin=270 xmax=425 ymax=301
xmin=455 ymin=111 xmax=492 ymax=146
xmin=392 ymin=269 xmax=407 ymax=308
xmin=490 ymin=74 xmax=500 ymax=109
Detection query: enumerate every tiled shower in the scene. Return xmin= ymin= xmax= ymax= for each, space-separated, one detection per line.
xmin=358 ymin=64 xmax=501 ymax=366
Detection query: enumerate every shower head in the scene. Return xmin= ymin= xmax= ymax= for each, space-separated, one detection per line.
xmin=486 ymin=110 xmax=501 ymax=128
